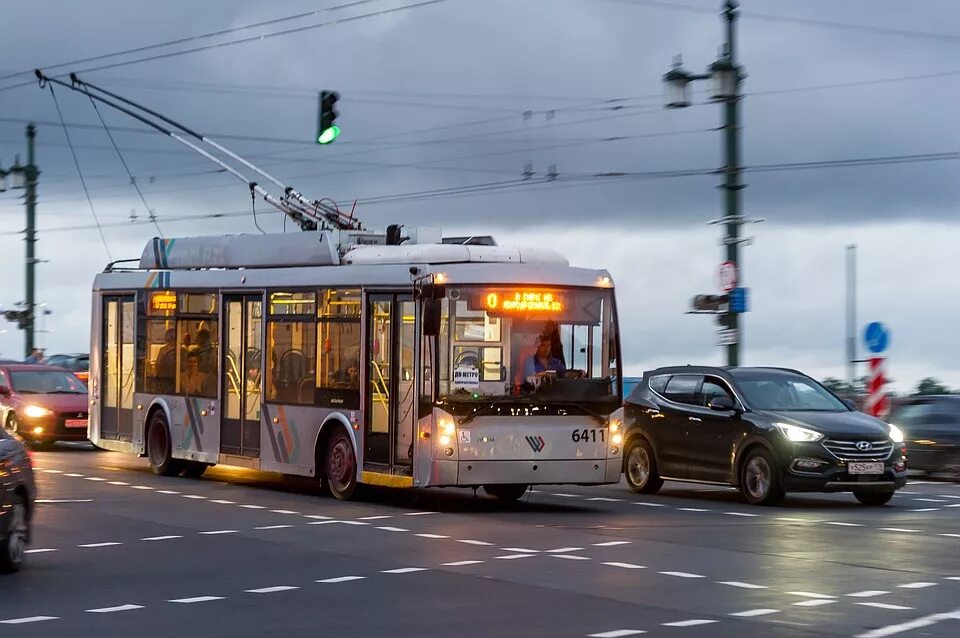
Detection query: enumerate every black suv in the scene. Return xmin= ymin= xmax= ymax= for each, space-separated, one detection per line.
xmin=888 ymin=395 xmax=960 ymax=474
xmin=623 ymin=366 xmax=908 ymax=506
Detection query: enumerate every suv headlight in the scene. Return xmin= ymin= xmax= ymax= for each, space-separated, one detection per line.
xmin=24 ymin=405 xmax=53 ymax=418
xmin=888 ymin=423 xmax=905 ymax=443
xmin=774 ymin=422 xmax=823 ymax=443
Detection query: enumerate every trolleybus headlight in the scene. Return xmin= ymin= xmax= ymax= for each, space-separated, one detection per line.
xmin=611 ymin=433 xmax=623 ymax=446
xmin=438 ymin=417 xmax=456 ymax=436
xmin=33 ymin=426 xmax=44 ymax=435
xmin=609 ymin=419 xmax=621 ymax=433
xmin=24 ymin=405 xmax=53 ymax=418
xmin=439 ymin=435 xmax=452 ymax=446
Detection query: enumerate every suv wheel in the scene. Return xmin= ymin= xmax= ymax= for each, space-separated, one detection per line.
xmin=0 ymin=494 xmax=28 ymax=573
xmin=624 ymin=438 xmax=663 ymax=494
xmin=740 ymin=448 xmax=784 ymax=506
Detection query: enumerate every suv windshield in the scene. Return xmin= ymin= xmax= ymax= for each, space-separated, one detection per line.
xmin=429 ymin=285 xmax=619 ymax=413
xmin=10 ymin=370 xmax=87 ymax=394
xmin=730 ymin=369 xmax=846 ymax=412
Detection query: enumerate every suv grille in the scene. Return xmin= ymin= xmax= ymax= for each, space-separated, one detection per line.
xmin=822 ymin=438 xmax=893 ymax=461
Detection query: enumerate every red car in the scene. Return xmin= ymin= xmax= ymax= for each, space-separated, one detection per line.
xmin=0 ymin=364 xmax=90 ymax=447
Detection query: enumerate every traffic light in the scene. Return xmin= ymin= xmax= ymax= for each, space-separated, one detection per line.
xmin=317 ymin=90 xmax=340 ymax=144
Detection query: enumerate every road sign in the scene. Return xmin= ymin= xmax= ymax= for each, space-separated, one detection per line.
xmin=718 ymin=261 xmax=738 ymax=293
xmin=728 ymin=287 xmax=748 ymax=313
xmin=717 ymin=328 xmax=738 ymax=346
xmin=864 ymin=321 xmax=889 ymax=354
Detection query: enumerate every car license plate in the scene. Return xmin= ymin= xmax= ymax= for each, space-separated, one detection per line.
xmin=65 ymin=419 xmax=88 ymax=428
xmin=849 ymin=461 xmax=883 ymax=475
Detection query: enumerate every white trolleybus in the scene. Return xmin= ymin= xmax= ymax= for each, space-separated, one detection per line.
xmin=89 ymin=229 xmax=625 ymax=500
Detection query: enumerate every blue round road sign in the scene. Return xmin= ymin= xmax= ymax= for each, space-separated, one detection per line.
xmin=864 ymin=321 xmax=889 ymax=354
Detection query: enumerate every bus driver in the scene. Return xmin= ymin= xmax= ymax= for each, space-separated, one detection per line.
xmin=524 ymin=335 xmax=566 ymax=378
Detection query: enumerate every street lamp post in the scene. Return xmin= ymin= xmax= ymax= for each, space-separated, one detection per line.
xmin=664 ymin=0 xmax=747 ymax=366
xmin=0 ymin=124 xmax=40 ymax=359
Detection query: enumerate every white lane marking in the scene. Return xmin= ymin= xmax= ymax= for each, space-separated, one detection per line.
xmin=457 ymin=539 xmax=493 ymax=546
xmin=85 ymin=604 xmax=143 ymax=613
xmin=495 ymin=554 xmax=536 ymax=560
xmin=359 ymin=515 xmax=393 ymax=521
xmin=376 ymin=526 xmax=409 ymax=532
xmin=141 ymin=535 xmax=182 ymax=541
xmin=551 ymin=493 xmax=579 ymax=498
xmin=502 ymin=547 xmax=540 ymax=553
xmin=788 ymin=591 xmax=836 ymax=599
xmin=910 ymin=508 xmax=942 ymax=512
xmin=271 ymin=509 xmax=299 ymax=515
xmin=416 ymin=533 xmax=450 ymax=539
xmin=593 ymin=541 xmax=631 ymax=547
xmin=546 ymin=547 xmax=584 ymax=553
xmin=156 ymin=490 xmax=180 ymax=495
xmin=937 ymin=495 xmax=960 ymax=499
xmin=913 ymin=498 xmax=948 ymax=503
xmin=239 ymin=504 xmax=265 ymax=509
xmin=43 ymin=469 xmax=62 ymax=473
xmin=442 ymin=560 xmax=484 ymax=566
xmin=793 ymin=600 xmax=837 ymax=607
xmin=64 ymin=473 xmax=84 ymax=477
xmin=724 ymin=512 xmax=760 ymax=517
xmin=588 ymin=631 xmax=647 ymax=637
xmin=881 ymin=528 xmax=921 ymax=533
xmin=587 ymin=497 xmax=622 ymax=502
xmin=898 ymin=491 xmax=921 ymax=495
xmin=661 ymin=620 xmax=717 ymax=627
xmin=633 ymin=502 xmax=666 ymax=507
xmin=848 ymin=591 xmax=890 ymax=598
xmin=825 ymin=521 xmax=862 ymax=527
xmin=336 ymin=520 xmax=371 ymax=526
xmin=36 ymin=499 xmax=94 ymax=503
xmin=856 ymin=608 xmax=960 ymax=638
xmin=24 ymin=548 xmax=58 ymax=554
xmin=857 ymin=603 xmax=914 ymax=610
xmin=211 ymin=499 xmax=236 ymax=504
xmin=245 ymin=586 xmax=299 ymax=594
xmin=677 ymin=507 xmax=711 ymax=512
xmin=304 ymin=514 xmax=332 ymax=520
xmin=85 ymin=477 xmax=107 ymax=482
xmin=130 ymin=485 xmax=153 ymax=490
xmin=255 ymin=525 xmax=293 ymax=530
xmin=603 ymin=562 xmax=645 ymax=569
xmin=199 ymin=530 xmax=238 ymax=535
xmin=79 ymin=542 xmax=122 ymax=548
xmin=658 ymin=571 xmax=704 ymax=579
xmin=405 ymin=511 xmax=439 ymax=516
xmin=317 ymin=576 xmax=366 ymax=583
xmin=938 ymin=533 xmax=960 ymax=538
xmin=307 ymin=520 xmax=339 ymax=526
xmin=776 ymin=517 xmax=812 ymax=523
xmin=945 ymin=504 xmax=960 ymax=508
xmin=552 ymin=554 xmax=591 ymax=560
xmin=182 ymin=494 xmax=206 ymax=500
xmin=108 ymin=481 xmax=129 ymax=486
xmin=946 ymin=577 xmax=960 ymax=581
xmin=730 ymin=609 xmax=779 ymax=617
xmin=898 ymin=582 xmax=937 ymax=589
xmin=718 ymin=581 xmax=767 ymax=589
xmin=381 ymin=567 xmax=429 ymax=574
xmin=1 ymin=616 xmax=59 ymax=624
xmin=168 ymin=596 xmax=225 ymax=604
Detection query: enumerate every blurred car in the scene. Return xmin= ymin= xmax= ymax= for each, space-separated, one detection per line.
xmin=888 ymin=395 xmax=960 ymax=474
xmin=45 ymin=353 xmax=90 ymax=383
xmin=0 ymin=364 xmax=90 ymax=447
xmin=623 ymin=366 xmax=907 ymax=506
xmin=0 ymin=428 xmax=36 ymax=572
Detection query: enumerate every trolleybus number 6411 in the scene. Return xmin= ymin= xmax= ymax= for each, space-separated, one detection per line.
xmin=572 ymin=429 xmax=605 ymax=443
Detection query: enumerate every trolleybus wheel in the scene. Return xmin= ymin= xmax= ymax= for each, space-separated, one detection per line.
xmin=483 ymin=484 xmax=529 ymax=502
xmin=147 ymin=412 xmax=184 ymax=477
xmin=325 ymin=429 xmax=357 ymax=501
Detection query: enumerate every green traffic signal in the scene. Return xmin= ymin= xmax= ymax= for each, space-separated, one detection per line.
xmin=317 ymin=125 xmax=340 ymax=145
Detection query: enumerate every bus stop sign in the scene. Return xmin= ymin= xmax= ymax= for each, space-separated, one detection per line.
xmin=864 ymin=321 xmax=889 ymax=354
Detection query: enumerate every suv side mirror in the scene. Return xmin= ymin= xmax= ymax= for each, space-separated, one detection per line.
xmin=708 ymin=396 xmax=736 ymax=412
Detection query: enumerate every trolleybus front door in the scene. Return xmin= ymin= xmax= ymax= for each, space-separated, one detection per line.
xmin=221 ymin=294 xmax=263 ymax=457
xmin=101 ymin=295 xmax=136 ymax=441
xmin=363 ymin=293 xmax=416 ymax=475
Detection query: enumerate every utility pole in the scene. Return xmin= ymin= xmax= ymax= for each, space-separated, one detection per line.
xmin=846 ymin=244 xmax=857 ymax=385
xmin=665 ymin=1 xmax=754 ymax=366
xmin=0 ymin=124 xmax=41 ymax=359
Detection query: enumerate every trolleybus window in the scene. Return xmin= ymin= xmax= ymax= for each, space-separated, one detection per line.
xmin=266 ymin=291 xmax=317 ymax=404
xmin=177 ymin=292 xmax=218 ymax=398
xmin=317 ymin=289 xmax=361 ymax=394
xmin=140 ymin=290 xmax=177 ymax=394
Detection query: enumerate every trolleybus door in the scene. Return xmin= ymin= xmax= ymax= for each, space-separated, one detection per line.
xmin=363 ymin=293 xmax=416 ymax=474
xmin=220 ymin=294 xmax=263 ymax=457
xmin=101 ymin=295 xmax=136 ymax=441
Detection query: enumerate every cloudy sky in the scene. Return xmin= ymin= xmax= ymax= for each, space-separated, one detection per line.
xmin=0 ymin=0 xmax=958 ymax=392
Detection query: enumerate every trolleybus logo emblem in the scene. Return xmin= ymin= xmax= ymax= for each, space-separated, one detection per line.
xmin=525 ymin=435 xmax=546 ymax=452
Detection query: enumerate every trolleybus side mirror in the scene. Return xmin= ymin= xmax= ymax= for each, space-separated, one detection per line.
xmin=423 ymin=298 xmax=442 ymax=337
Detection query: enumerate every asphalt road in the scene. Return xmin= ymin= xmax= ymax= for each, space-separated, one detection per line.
xmin=3 ymin=444 xmax=960 ymax=638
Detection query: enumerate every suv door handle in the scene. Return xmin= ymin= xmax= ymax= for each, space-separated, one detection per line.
xmin=688 ymin=416 xmax=702 ymax=422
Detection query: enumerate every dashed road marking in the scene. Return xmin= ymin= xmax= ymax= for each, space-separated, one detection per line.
xmin=169 ymin=596 xmax=225 ymax=604
xmin=937 ymin=534 xmax=960 ymax=538
xmin=245 ymin=586 xmax=299 ymax=594
xmin=442 ymin=560 xmax=484 ymax=566
xmin=156 ymin=490 xmax=180 ymax=495
xmin=587 ymin=497 xmax=622 ymax=502
xmin=718 ymin=581 xmax=767 ymax=589
xmin=661 ymin=620 xmax=717 ymax=627
xmin=793 ymin=600 xmax=837 ymax=607
xmin=24 ymin=548 xmax=57 ymax=554
xmin=85 ymin=604 xmax=143 ymax=613
xmin=546 ymin=547 xmax=584 ymax=553
xmin=317 ymin=576 xmax=366 ymax=583
xmin=457 ymin=540 xmax=493 ymax=546
xmin=912 ymin=498 xmax=948 ymax=503
xmin=181 ymin=494 xmax=206 ymax=500
xmin=588 ymin=630 xmax=647 ymax=637
xmin=382 ymin=567 xmax=429 ymax=574
xmin=881 ymin=528 xmax=921 ymax=533
xmin=495 ymin=554 xmax=536 ymax=560
xmin=64 ymin=473 xmax=84 ymax=477
xmin=405 ymin=511 xmax=439 ymax=516
xmin=633 ymin=502 xmax=666 ymax=507
xmin=85 ymin=477 xmax=107 ymax=482
xmin=551 ymin=493 xmax=579 ymax=498
xmin=254 ymin=525 xmax=293 ymax=530
xmin=358 ymin=515 xmax=393 ymax=521
xmin=724 ymin=512 xmax=760 ymax=517
xmin=659 ymin=571 xmax=704 ymax=579
xmin=730 ymin=609 xmax=779 ymax=617
xmin=603 ymin=562 xmax=645 ymax=569
xmin=271 ymin=509 xmax=299 ymax=515
xmin=502 ymin=547 xmax=540 ymax=553
xmin=210 ymin=499 xmax=236 ymax=504
xmin=825 ymin=521 xmax=862 ymax=527
xmin=855 ymin=606 xmax=960 ymax=638
xmin=130 ymin=485 xmax=153 ymax=490
xmin=898 ymin=582 xmax=937 ymax=589
xmin=376 ymin=526 xmax=409 ymax=532
xmin=848 ymin=591 xmax=890 ymax=598
xmin=304 ymin=514 xmax=332 ymax=520
xmin=552 ymin=554 xmax=591 ymax=560
xmin=79 ymin=542 xmax=122 ymax=548
xmin=108 ymin=481 xmax=129 ymax=486
xmin=1 ymin=616 xmax=59 ymax=624
xmin=910 ymin=508 xmax=942 ymax=512
xmin=141 ymin=535 xmax=182 ymax=541
xmin=416 ymin=533 xmax=449 ymax=539
xmin=788 ymin=592 xmax=836 ymax=599
xmin=593 ymin=541 xmax=631 ymax=547
xmin=239 ymin=504 xmax=265 ymax=509
xmin=199 ymin=530 xmax=238 ymax=535
xmin=43 ymin=469 xmax=62 ymax=473
xmin=677 ymin=507 xmax=711 ymax=512
xmin=857 ymin=603 xmax=913 ymax=610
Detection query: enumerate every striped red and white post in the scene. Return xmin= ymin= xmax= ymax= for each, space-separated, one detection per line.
xmin=865 ymin=356 xmax=888 ymax=417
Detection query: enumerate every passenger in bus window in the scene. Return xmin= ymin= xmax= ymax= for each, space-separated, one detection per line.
xmin=183 ymin=352 xmax=208 ymax=396
xmin=523 ymin=335 xmax=566 ymax=378
xmin=155 ymin=328 xmax=177 ymax=393
xmin=196 ymin=328 xmax=216 ymax=374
